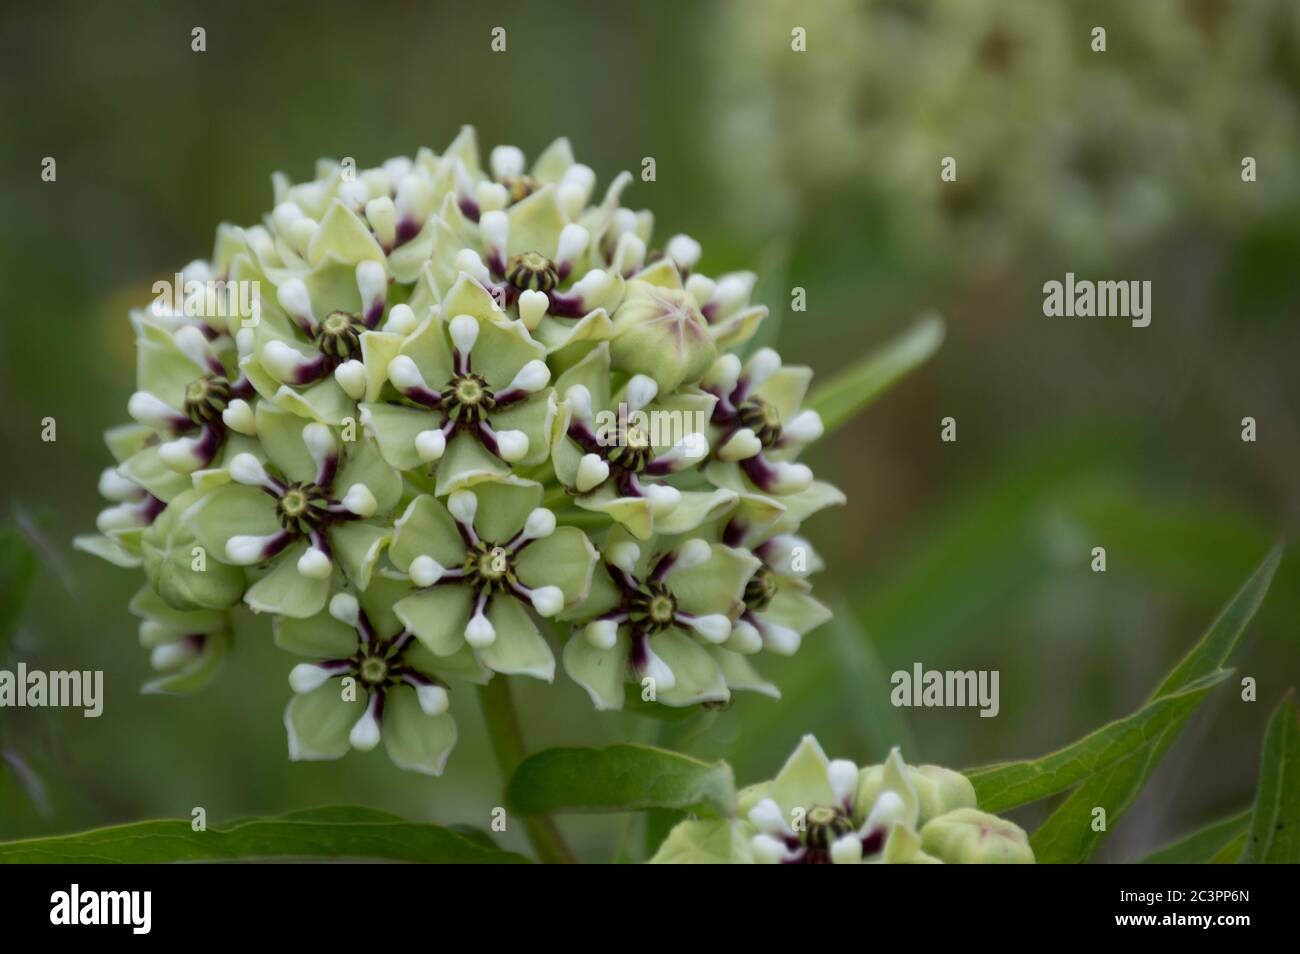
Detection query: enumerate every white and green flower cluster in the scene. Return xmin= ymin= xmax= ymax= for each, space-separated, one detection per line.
xmin=657 ymin=736 xmax=1035 ymax=864
xmin=711 ymin=0 xmax=1300 ymax=262
xmin=76 ymin=128 xmax=843 ymax=775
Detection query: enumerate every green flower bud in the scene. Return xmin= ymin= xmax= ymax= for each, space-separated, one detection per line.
xmin=920 ymin=808 xmax=1036 ymax=864
xmin=609 ymin=281 xmax=717 ymax=392
xmin=141 ymin=491 xmax=246 ymax=611
xmin=856 ymin=761 xmax=977 ymax=827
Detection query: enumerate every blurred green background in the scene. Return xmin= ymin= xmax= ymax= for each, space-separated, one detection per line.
xmin=1 ymin=0 xmax=1297 ymax=861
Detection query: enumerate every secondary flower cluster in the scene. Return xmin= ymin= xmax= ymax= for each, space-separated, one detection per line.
xmin=77 ymin=128 xmax=842 ymax=774
xmin=655 ymin=735 xmax=1035 ymax=864
xmin=710 ymin=0 xmax=1300 ymax=264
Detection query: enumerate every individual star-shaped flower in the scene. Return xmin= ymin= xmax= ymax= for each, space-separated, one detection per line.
xmin=745 ymin=737 xmax=929 ymax=864
xmin=278 ymin=578 xmax=489 ymax=776
xmin=701 ymin=348 xmax=825 ymax=496
xmin=549 ymin=343 xmax=737 ymax=540
xmin=561 ymin=529 xmax=761 ymax=710
xmin=245 ymin=257 xmax=392 ymax=420
xmin=181 ymin=405 xmax=401 ymax=618
xmin=359 ymin=276 xmax=555 ymax=494
xmin=125 ymin=311 xmax=257 ymax=479
xmin=388 ymin=480 xmax=598 ymax=681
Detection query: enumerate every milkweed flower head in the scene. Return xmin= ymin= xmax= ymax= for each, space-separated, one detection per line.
xmin=77 ymin=127 xmax=843 ymax=774
xmin=653 ymin=735 xmax=1035 ymax=864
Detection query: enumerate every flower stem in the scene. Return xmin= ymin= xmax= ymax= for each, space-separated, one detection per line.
xmin=476 ymin=676 xmax=576 ymax=864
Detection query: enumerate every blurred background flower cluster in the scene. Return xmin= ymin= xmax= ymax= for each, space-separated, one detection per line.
xmin=1 ymin=0 xmax=1297 ymax=861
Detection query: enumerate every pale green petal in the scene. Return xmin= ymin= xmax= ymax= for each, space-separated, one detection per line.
xmin=710 ymin=647 xmax=780 ymax=699
xmin=73 ymin=533 xmax=142 ymax=568
xmin=770 ymin=734 xmax=835 ymax=816
xmin=285 ymin=682 xmax=364 ymax=761
xmin=119 ymin=445 xmax=193 ymax=503
xmin=771 ymin=480 xmax=847 ymax=527
xmin=667 ymin=543 xmax=760 ymax=616
xmin=335 ymin=433 xmax=402 ymax=513
xmin=505 ymin=185 xmax=566 ymax=257
xmin=439 ymin=272 xmax=506 ymax=327
xmin=530 ymin=137 xmax=574 ymax=184
xmin=273 ymin=379 xmax=354 ymax=426
xmin=467 ymin=314 xmax=546 ymax=390
xmin=756 ymin=365 xmax=813 ymax=423
xmin=757 ymin=585 xmax=832 ymax=636
xmin=382 ymin=685 xmax=458 ymax=776
xmin=255 ymin=404 xmax=316 ymax=483
xmin=394 ymin=586 xmax=472 ymax=656
xmin=466 ymin=477 xmax=542 ymax=543
xmin=878 ymin=747 xmax=921 ymax=830
xmin=389 ymin=218 xmax=436 ymax=284
xmin=576 ymin=488 xmax=653 ymax=540
xmin=433 ymin=431 xmax=509 ymax=495
xmin=244 ymin=545 xmax=331 ymax=619
xmin=105 ymin=423 xmax=154 ymax=463
xmin=136 ymin=324 xmax=203 ymax=409
xmin=651 ymin=488 xmax=738 ymax=537
xmin=532 ymin=308 xmax=612 ymax=354
xmin=390 ymin=495 xmax=466 ymax=571
xmin=274 ymin=609 xmax=357 ymax=658
xmin=359 ymin=401 xmax=434 ymax=471
xmin=329 ymin=521 xmax=390 ymax=590
xmin=557 ymin=561 xmax=624 ymax=623
xmin=488 ymin=391 xmax=554 ymax=467
xmin=359 ymin=331 xmax=406 ymax=401
xmin=181 ymin=483 xmax=279 ymax=556
xmin=307 ymin=199 xmax=385 ymax=266
xmin=552 ymin=340 xmax=612 ymax=410
xmin=562 ymin=629 xmax=629 ymax=710
xmin=652 ymin=630 xmax=729 ymax=707
xmin=515 ymin=526 xmax=597 ymax=604
xmin=406 ymin=641 xmax=491 ymax=685
xmin=357 ymin=575 xmax=415 ymax=641
xmin=398 ymin=311 xmax=453 ymax=385
xmin=711 ymin=304 xmax=767 ymax=351
xmin=477 ymin=597 xmax=554 ymax=680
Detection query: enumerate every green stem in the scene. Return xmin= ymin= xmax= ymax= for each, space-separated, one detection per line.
xmin=476 ymin=677 xmax=576 ymax=864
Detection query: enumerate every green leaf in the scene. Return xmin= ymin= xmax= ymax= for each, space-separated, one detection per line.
xmin=806 ymin=313 xmax=944 ymax=434
xmin=1138 ymin=810 xmax=1251 ymax=864
xmin=1031 ymin=546 xmax=1282 ymax=863
xmin=1241 ymin=691 xmax=1300 ymax=863
xmin=506 ymin=744 xmax=736 ymax=817
xmin=968 ymin=670 xmax=1233 ymax=813
xmin=0 ymin=808 xmax=528 ymax=863
xmin=0 ymin=523 xmax=37 ymax=652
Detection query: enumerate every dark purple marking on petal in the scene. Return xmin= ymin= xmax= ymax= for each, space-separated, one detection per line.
xmin=364 ymin=300 xmax=385 ymax=329
xmin=649 ymin=551 xmax=676 ymax=583
xmin=292 ymin=353 xmax=333 ymax=385
xmin=546 ymin=291 xmax=587 ymax=319
xmin=723 ymin=518 xmax=748 ymax=548
xmin=261 ymin=530 xmax=294 ymax=561
xmin=315 ymin=454 xmax=338 ymax=490
xmin=458 ymin=196 xmax=481 ymax=223
xmin=740 ymin=454 xmax=778 ymax=492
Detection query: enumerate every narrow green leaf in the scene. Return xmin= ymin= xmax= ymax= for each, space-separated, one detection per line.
xmin=1031 ymin=547 xmax=1282 ymax=863
xmin=506 ymin=744 xmax=736 ymax=817
xmin=968 ymin=670 xmax=1232 ymax=813
xmin=1138 ymin=810 xmax=1251 ymax=864
xmin=807 ymin=313 xmax=944 ymax=434
xmin=1154 ymin=546 xmax=1283 ymax=697
xmin=0 ymin=809 xmax=528 ymax=863
xmin=1209 ymin=831 xmax=1249 ymax=863
xmin=1241 ymin=691 xmax=1300 ymax=863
